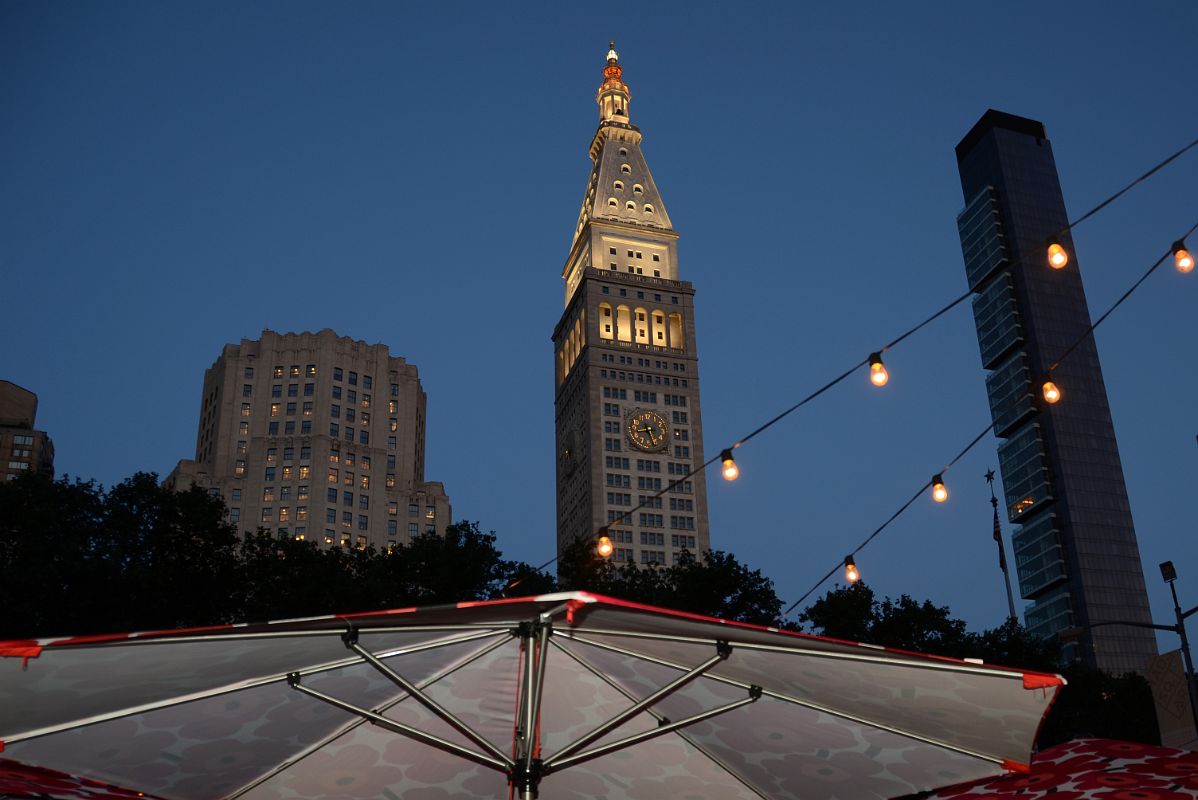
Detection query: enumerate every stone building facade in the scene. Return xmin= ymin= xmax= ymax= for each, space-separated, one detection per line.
xmin=0 ymin=381 xmax=54 ymax=481
xmin=167 ymin=329 xmax=450 ymax=549
xmin=553 ymin=45 xmax=711 ymax=565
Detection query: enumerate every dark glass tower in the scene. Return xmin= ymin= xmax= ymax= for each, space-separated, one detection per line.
xmin=954 ymin=110 xmax=1157 ymax=674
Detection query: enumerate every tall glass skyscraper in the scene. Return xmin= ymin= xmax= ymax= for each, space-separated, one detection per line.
xmin=955 ymin=109 xmax=1157 ymax=674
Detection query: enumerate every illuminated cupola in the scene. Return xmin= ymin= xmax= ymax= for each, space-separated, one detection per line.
xmin=597 ymin=41 xmax=631 ymax=124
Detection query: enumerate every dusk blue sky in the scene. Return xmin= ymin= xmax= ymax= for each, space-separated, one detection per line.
xmin=4 ymin=3 xmax=1196 ymax=639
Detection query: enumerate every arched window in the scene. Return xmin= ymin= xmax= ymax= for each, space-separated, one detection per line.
xmin=668 ymin=313 xmax=685 ymax=349
xmin=633 ymin=184 xmax=643 ymax=194
xmin=619 ymin=147 xmax=628 ymax=157
xmin=626 ymin=201 xmax=636 ymax=210
xmin=616 ymin=305 xmax=632 ymax=343
xmin=634 ymin=308 xmax=649 ymax=344
xmin=599 ymin=303 xmax=614 ymax=340
xmin=613 ymin=180 xmax=624 ymax=191
xmin=607 ymin=197 xmax=618 ymax=207
xmin=644 ymin=204 xmax=655 ymax=214
xmin=621 ymin=164 xmax=631 ymax=174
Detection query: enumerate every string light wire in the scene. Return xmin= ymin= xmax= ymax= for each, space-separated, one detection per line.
xmin=507 ymin=136 xmax=1197 ymax=593
xmin=1058 ymin=136 xmax=1198 ymax=235
xmin=782 ymin=220 xmax=1198 ymax=618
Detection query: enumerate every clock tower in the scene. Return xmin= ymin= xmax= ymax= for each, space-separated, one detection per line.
xmin=553 ymin=43 xmax=711 ymax=566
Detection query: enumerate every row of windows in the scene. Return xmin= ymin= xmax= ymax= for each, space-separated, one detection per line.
xmin=599 ymin=353 xmax=688 ymax=374
xmin=259 ymin=365 xmax=317 ymax=379
xmin=329 ymin=450 xmax=379 ymax=468
xmin=241 ymin=420 xmax=314 ymax=436
xmin=606 ymin=199 xmax=655 ymax=213
xmin=262 ymin=466 xmax=310 ymax=481
xmin=259 ymin=506 xmax=311 ymax=522
xmin=265 ymin=446 xmax=311 ymax=461
xmin=264 ymin=486 xmax=310 ymax=501
xmin=601 ymin=287 xmax=676 ymax=304
xmin=607 ymin=184 xmax=650 ymax=201
xmin=606 ymin=549 xmax=697 ymax=565
xmin=600 ymin=370 xmax=689 ymax=388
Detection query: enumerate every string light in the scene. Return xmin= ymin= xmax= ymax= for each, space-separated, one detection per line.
xmin=720 ymin=449 xmax=739 ymax=481
xmin=868 ymin=352 xmax=889 ymax=387
xmin=596 ymin=535 xmax=614 ymax=558
xmin=1042 ymin=378 xmax=1062 ymax=404
xmin=1175 ymin=240 xmax=1194 ymax=273
xmin=844 ymin=555 xmax=860 ymax=583
xmin=1047 ymin=241 xmax=1069 ymax=269
xmin=931 ymin=474 xmax=949 ymax=503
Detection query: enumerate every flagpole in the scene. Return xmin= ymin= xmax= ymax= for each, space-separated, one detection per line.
xmin=986 ymin=469 xmax=1018 ymax=621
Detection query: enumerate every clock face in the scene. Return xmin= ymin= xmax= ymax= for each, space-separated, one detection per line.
xmin=626 ymin=409 xmax=670 ymax=451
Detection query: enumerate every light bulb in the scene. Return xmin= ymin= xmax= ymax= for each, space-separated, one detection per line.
xmin=1174 ymin=241 xmax=1194 ymax=274
xmin=868 ymin=352 xmax=888 ymax=387
xmin=931 ymin=474 xmax=948 ymax=503
xmin=596 ymin=535 xmax=614 ymax=558
xmin=1042 ymin=380 xmax=1061 ymax=404
xmin=844 ymin=556 xmax=859 ymax=584
xmin=1047 ymin=242 xmax=1068 ymax=270
xmin=720 ymin=449 xmax=739 ymax=481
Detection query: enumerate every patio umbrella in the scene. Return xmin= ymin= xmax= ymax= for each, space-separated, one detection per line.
xmin=0 ymin=591 xmax=1063 ymax=800
xmin=924 ymin=737 xmax=1198 ymax=798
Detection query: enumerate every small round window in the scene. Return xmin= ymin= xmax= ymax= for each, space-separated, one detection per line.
xmin=626 ymin=201 xmax=636 ymax=210
xmin=633 ymin=184 xmax=644 ymax=194
xmin=613 ymin=180 xmax=624 ymax=191
xmin=643 ymin=204 xmax=654 ymax=213
xmin=608 ymin=197 xmax=618 ymax=207
xmin=621 ymin=164 xmax=631 ymax=174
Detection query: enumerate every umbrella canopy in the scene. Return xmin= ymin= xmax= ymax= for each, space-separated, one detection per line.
xmin=925 ymin=738 xmax=1198 ymax=798
xmin=0 ymin=592 xmax=1063 ymax=800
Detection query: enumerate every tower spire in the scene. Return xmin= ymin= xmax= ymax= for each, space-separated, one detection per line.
xmin=597 ymin=40 xmax=630 ymax=123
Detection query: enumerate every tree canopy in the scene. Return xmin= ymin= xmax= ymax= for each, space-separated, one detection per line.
xmin=0 ymin=472 xmax=550 ymax=638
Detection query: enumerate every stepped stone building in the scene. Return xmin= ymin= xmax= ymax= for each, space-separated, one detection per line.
xmin=0 ymin=381 xmax=54 ymax=481
xmin=168 ymin=329 xmax=450 ymax=549
xmin=553 ymin=44 xmax=711 ymax=565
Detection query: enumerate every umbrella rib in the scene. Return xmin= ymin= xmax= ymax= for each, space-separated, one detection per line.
xmin=570 ymin=627 xmax=1032 ymax=680
xmin=2 ymin=629 xmax=509 ymax=746
xmin=549 ymin=638 xmax=773 ymax=800
xmin=225 ymin=633 xmax=513 ymax=800
xmin=545 ymin=691 xmax=761 ymax=774
xmin=288 ymin=676 xmax=510 ymax=772
xmin=543 ymin=639 xmax=732 ymax=768
xmin=345 ymin=631 xmax=515 ymax=766
xmin=562 ymin=632 xmax=1013 ymax=769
